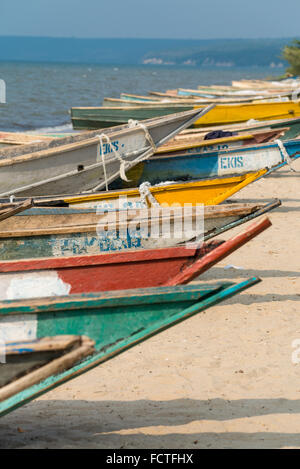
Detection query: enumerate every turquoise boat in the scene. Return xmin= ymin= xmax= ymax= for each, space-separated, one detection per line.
xmin=0 ymin=278 xmax=260 ymax=417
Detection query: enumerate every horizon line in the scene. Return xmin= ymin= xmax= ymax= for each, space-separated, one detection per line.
xmin=0 ymin=35 xmax=298 ymax=41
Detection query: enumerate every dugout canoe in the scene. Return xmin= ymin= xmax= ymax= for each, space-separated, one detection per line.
xmin=0 ymin=277 xmax=260 ymax=417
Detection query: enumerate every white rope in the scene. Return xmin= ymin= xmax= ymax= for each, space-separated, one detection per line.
xmin=292 ymin=89 xmax=300 ymax=101
xmin=127 ymin=119 xmax=157 ymax=152
xmin=97 ymin=133 xmax=130 ymax=191
xmin=275 ymin=139 xmax=296 ymax=172
xmin=95 ymin=123 xmax=157 ymax=192
xmin=138 ymin=182 xmax=160 ymax=207
xmin=98 ymin=134 xmax=109 ymax=191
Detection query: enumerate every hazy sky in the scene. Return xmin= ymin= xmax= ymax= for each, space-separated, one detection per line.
xmin=0 ymin=0 xmax=299 ymax=39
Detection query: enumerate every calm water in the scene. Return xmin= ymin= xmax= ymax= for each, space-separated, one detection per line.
xmin=0 ymin=62 xmax=276 ymax=132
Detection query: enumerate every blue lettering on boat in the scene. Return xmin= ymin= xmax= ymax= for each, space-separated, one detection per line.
xmin=219 ymin=156 xmax=244 ymax=169
xmin=99 ymin=140 xmax=119 ymax=155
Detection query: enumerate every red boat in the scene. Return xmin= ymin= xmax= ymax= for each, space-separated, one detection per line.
xmin=0 ymin=216 xmax=271 ymax=299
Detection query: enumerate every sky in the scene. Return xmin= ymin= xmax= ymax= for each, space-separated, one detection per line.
xmin=0 ymin=0 xmax=299 ymax=40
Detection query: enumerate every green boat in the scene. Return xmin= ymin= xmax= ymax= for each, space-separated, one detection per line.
xmin=71 ymin=101 xmax=300 ymax=140
xmin=0 ymin=278 xmax=259 ymax=417
xmin=71 ymin=105 xmax=192 ymax=130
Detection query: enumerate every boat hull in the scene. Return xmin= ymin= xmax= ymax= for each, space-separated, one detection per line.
xmin=0 ymin=109 xmax=206 ymax=197
xmin=0 ymin=203 xmax=271 ymax=259
xmin=0 ymin=278 xmax=260 ymax=417
xmin=0 ymin=217 xmax=271 ymax=297
xmin=71 ymin=101 xmax=300 ymax=130
xmin=111 ymin=139 xmax=300 ymax=188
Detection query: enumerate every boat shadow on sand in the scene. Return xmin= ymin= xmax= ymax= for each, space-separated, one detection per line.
xmin=1 ymin=398 xmax=300 ymax=448
xmin=196 ymin=266 xmax=300 ymax=305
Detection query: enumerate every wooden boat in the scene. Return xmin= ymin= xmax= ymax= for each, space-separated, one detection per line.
xmin=2 ymin=128 xmax=284 ymax=159
xmin=112 ymin=138 xmax=300 ymax=187
xmin=120 ymin=93 xmax=161 ymax=102
xmin=102 ymin=95 xmax=285 ymax=106
xmin=71 ymin=101 xmax=300 ymax=130
xmin=0 ymin=216 xmax=270 ymax=298
xmin=176 ymin=87 xmax=300 ymax=101
xmin=177 ymin=116 xmax=300 ymax=141
xmin=0 ymin=132 xmax=53 ymax=149
xmin=0 ymin=202 xmax=278 ymax=259
xmin=0 ymin=108 xmax=209 ymax=198
xmin=0 ymin=277 xmax=260 ymax=417
xmin=71 ymin=105 xmax=194 ymax=129
xmin=123 ymin=91 xmax=247 ymax=101
xmin=156 ymin=128 xmax=285 ymax=155
xmin=150 ymin=89 xmax=245 ymax=99
xmin=0 ymin=335 xmax=95 ymax=392
xmin=103 ymin=97 xmax=209 ymax=107
xmin=110 ymin=90 xmax=296 ymax=105
xmin=231 ymin=78 xmax=300 ymax=90
xmin=0 ymin=169 xmax=268 ymax=208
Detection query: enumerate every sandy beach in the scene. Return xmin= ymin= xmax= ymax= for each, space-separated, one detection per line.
xmin=0 ymin=159 xmax=299 ymax=449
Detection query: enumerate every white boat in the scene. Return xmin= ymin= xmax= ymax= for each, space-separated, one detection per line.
xmin=0 ymin=107 xmax=212 ymax=197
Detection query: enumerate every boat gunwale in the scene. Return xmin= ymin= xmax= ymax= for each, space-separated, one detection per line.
xmin=0 ymin=281 xmax=234 ymax=315
xmin=0 ymin=108 xmax=206 ymax=165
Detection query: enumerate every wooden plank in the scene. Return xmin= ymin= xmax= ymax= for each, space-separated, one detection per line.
xmin=0 ymin=336 xmax=95 ymax=402
xmin=0 ymin=199 xmax=33 ymax=222
xmin=5 ymin=336 xmax=83 ymax=355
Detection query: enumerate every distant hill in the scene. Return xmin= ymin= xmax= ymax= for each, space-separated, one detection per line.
xmin=0 ymin=36 xmax=293 ymax=67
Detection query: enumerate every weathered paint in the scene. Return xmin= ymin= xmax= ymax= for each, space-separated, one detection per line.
xmin=0 ymin=202 xmax=274 ymax=260
xmin=0 ymin=314 xmax=37 ymax=342
xmin=0 ymin=216 xmax=271 ymax=295
xmin=155 ymin=129 xmax=283 ymax=155
xmin=1 ymin=271 xmax=71 ymax=300
xmin=60 ymin=170 xmax=268 ymax=208
xmin=110 ymin=139 xmax=300 ymax=188
xmin=0 ymin=277 xmax=261 ymax=417
xmin=0 ymin=108 xmax=206 ymax=197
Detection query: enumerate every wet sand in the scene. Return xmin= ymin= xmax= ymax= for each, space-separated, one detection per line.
xmin=0 ymin=159 xmax=300 ymax=449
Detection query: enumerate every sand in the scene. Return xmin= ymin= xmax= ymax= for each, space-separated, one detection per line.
xmin=0 ymin=159 xmax=299 ymax=449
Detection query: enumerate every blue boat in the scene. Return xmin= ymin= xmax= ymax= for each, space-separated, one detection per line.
xmin=111 ymin=138 xmax=300 ymax=187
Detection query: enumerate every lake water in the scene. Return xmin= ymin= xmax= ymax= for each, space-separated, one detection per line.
xmin=0 ymin=62 xmax=276 ymax=132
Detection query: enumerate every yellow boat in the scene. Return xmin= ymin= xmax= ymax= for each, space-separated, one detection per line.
xmin=193 ymin=101 xmax=300 ymax=127
xmin=29 ymin=169 xmax=267 ymax=209
xmin=71 ymin=101 xmax=300 ymax=130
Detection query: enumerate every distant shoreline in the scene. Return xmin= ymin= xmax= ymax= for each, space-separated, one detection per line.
xmin=0 ymin=36 xmax=293 ymax=68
